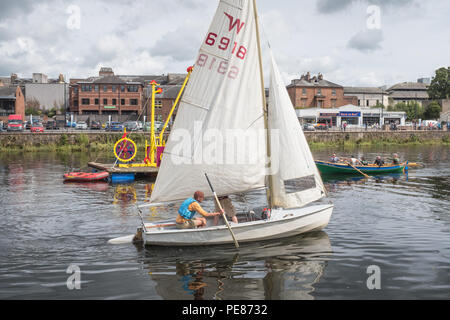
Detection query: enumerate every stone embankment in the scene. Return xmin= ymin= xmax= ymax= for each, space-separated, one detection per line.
xmin=0 ymin=130 xmax=448 ymax=149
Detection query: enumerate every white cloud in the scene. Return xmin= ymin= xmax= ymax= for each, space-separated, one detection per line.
xmin=0 ymin=0 xmax=448 ymax=88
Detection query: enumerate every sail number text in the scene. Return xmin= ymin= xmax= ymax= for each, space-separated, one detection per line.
xmin=195 ymin=12 xmax=248 ymax=80
xmin=197 ymin=34 xmax=248 ymax=80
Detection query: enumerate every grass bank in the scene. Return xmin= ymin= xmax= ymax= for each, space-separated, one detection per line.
xmin=0 ymin=133 xmax=150 ymax=153
xmin=0 ymin=131 xmax=448 ymax=152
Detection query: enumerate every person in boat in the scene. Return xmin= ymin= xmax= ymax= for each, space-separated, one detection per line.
xmin=176 ymin=191 xmax=223 ymax=229
xmin=391 ymin=153 xmax=400 ymax=164
xmin=374 ymin=156 xmax=385 ymax=166
xmin=348 ymin=155 xmax=362 ymax=166
xmin=213 ymin=195 xmax=238 ymax=225
xmin=330 ymin=153 xmax=340 ymax=163
xmin=359 ymin=156 xmax=369 ymax=166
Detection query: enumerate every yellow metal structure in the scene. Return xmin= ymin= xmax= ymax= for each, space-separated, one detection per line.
xmin=117 ymin=67 xmax=193 ymax=168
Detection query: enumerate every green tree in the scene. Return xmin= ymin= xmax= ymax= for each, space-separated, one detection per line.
xmin=46 ymin=107 xmax=57 ymax=118
xmin=390 ymin=102 xmax=424 ymax=121
xmin=428 ymin=67 xmax=450 ymax=99
xmin=423 ymin=101 xmax=441 ymax=120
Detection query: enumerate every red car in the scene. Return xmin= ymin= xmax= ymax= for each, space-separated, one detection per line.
xmin=31 ymin=122 xmax=44 ymax=133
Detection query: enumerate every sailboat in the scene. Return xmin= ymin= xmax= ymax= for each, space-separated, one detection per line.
xmin=124 ymin=0 xmax=333 ymax=246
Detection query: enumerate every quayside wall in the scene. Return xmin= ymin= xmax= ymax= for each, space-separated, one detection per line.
xmin=0 ymin=130 xmax=448 ymax=149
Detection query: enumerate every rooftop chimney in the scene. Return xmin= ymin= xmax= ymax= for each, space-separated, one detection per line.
xmin=99 ymin=67 xmax=114 ymax=77
xmin=305 ymin=72 xmax=311 ymax=82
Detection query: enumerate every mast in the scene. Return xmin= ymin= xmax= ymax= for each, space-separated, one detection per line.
xmin=252 ymin=0 xmax=273 ymax=209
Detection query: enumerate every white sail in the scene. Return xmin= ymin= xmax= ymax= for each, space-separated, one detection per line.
xmin=150 ymin=0 xmax=266 ymax=203
xmin=268 ymin=53 xmax=326 ymax=208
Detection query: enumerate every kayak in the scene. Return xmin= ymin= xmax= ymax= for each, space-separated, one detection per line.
xmin=64 ymin=171 xmax=110 ymax=182
xmin=315 ymin=161 xmax=407 ymax=175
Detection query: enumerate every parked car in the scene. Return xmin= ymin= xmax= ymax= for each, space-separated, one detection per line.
xmin=66 ymin=121 xmax=77 ymax=128
xmin=314 ymin=123 xmax=328 ymax=130
xmin=45 ymin=121 xmax=59 ymax=130
xmin=123 ymin=121 xmax=139 ymax=131
xmin=144 ymin=121 xmax=165 ymax=132
xmin=31 ymin=122 xmax=44 ymax=133
xmin=76 ymin=121 xmax=88 ymax=130
xmin=105 ymin=122 xmax=124 ymax=132
xmin=7 ymin=115 xmax=24 ymax=132
xmin=90 ymin=121 xmax=102 ymax=130
xmin=303 ymin=123 xmax=315 ymax=131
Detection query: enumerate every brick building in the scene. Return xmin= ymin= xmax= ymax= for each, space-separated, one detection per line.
xmin=0 ymin=85 xmax=25 ymax=123
xmin=69 ymin=70 xmax=144 ymax=115
xmin=143 ymin=85 xmax=184 ymax=124
xmin=286 ymin=72 xmax=346 ymax=109
xmin=69 ymin=68 xmax=187 ymax=119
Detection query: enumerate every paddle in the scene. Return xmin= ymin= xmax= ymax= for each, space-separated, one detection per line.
xmin=205 ymin=173 xmax=240 ymax=249
xmin=347 ymin=162 xmax=370 ymax=179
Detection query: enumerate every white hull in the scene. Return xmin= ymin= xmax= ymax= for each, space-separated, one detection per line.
xmin=142 ymin=204 xmax=333 ymax=246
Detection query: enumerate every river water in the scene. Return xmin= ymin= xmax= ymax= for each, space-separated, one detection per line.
xmin=0 ymin=145 xmax=448 ymax=300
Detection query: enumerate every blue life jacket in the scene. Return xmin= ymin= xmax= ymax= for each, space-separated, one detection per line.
xmin=178 ymin=198 xmax=197 ymax=220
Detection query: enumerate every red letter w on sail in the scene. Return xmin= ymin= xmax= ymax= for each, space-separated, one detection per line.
xmin=224 ymin=12 xmax=245 ymax=34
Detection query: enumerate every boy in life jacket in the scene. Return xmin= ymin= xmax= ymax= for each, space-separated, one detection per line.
xmin=176 ymin=191 xmax=222 ymax=229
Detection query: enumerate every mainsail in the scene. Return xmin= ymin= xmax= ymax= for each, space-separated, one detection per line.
xmin=267 ymin=53 xmax=326 ymax=208
xmin=150 ymin=0 xmax=267 ymax=203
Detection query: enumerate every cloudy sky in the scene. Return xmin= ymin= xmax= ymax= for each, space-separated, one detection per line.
xmin=0 ymin=0 xmax=448 ymax=87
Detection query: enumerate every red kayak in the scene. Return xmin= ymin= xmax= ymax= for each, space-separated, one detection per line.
xmin=64 ymin=171 xmax=109 ymax=182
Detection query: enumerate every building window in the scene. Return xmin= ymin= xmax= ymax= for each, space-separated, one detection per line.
xmin=81 ymin=84 xmax=92 ymax=92
xmin=121 ymin=99 xmax=125 ymax=105
xmin=128 ymin=85 xmax=138 ymax=92
xmin=331 ymin=99 xmax=336 ymax=108
xmin=130 ymin=99 xmax=138 ymax=105
xmin=332 ymin=89 xmax=336 ymax=96
xmin=317 ymin=100 xmax=323 ymax=108
xmin=302 ymin=88 xmax=306 ymax=95
xmin=74 ymin=87 xmax=78 ymax=94
xmin=366 ymin=100 xmax=369 ymax=107
xmin=95 ymin=99 xmax=99 ymax=105
xmin=155 ymin=100 xmax=162 ymax=109
xmin=74 ymin=100 xmax=79 ymax=107
xmin=103 ymin=99 xmax=108 ymax=105
xmin=121 ymin=85 xmax=125 ymax=92
xmin=301 ymin=98 xmax=307 ymax=107
xmin=317 ymin=88 xmax=322 ymax=95
xmin=358 ymin=99 xmax=361 ymax=106
xmin=95 ymin=85 xmax=99 ymax=92
xmin=103 ymin=85 xmax=108 ymax=92
xmin=81 ymin=98 xmax=90 ymax=105
xmin=112 ymin=99 xmax=117 ymax=105
xmin=112 ymin=85 xmax=116 ymax=92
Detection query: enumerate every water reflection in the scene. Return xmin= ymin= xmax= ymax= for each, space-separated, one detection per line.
xmin=113 ymin=184 xmax=137 ymax=205
xmin=140 ymin=231 xmax=332 ymax=300
xmin=322 ymin=173 xmax=404 ymax=191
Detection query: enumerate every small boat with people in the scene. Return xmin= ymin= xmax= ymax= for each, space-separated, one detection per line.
xmin=315 ymin=153 xmax=408 ymax=175
xmin=315 ymin=160 xmax=407 ymax=175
